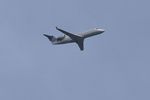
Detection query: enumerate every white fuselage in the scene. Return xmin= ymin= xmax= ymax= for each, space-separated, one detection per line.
xmin=54 ymin=28 xmax=104 ymax=44
xmin=44 ymin=27 xmax=105 ymax=50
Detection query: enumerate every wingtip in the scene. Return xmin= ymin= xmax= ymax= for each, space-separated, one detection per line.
xmin=43 ymin=34 xmax=47 ymax=37
xmin=56 ymin=27 xmax=58 ymax=30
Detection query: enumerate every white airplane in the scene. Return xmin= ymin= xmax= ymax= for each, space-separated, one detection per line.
xmin=44 ymin=27 xmax=105 ymax=51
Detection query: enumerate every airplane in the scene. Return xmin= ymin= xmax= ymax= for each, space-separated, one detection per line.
xmin=43 ymin=27 xmax=105 ymax=51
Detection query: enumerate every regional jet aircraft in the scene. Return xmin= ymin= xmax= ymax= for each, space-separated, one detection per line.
xmin=44 ymin=27 xmax=105 ymax=51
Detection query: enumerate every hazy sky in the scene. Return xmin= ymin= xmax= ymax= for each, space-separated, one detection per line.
xmin=0 ymin=0 xmax=150 ymax=100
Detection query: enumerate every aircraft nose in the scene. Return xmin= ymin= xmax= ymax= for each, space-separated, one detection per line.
xmin=101 ymin=29 xmax=105 ymax=33
xmin=96 ymin=28 xmax=105 ymax=33
xmin=99 ymin=29 xmax=105 ymax=33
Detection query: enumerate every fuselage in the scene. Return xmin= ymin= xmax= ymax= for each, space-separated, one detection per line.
xmin=44 ymin=27 xmax=105 ymax=50
xmin=54 ymin=28 xmax=104 ymax=44
xmin=79 ymin=28 xmax=105 ymax=38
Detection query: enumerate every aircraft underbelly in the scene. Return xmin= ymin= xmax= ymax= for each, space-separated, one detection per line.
xmin=55 ymin=37 xmax=74 ymax=44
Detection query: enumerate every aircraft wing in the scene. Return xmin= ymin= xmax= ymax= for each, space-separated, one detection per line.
xmin=56 ymin=27 xmax=81 ymax=40
xmin=76 ymin=39 xmax=84 ymax=50
xmin=56 ymin=27 xmax=84 ymax=51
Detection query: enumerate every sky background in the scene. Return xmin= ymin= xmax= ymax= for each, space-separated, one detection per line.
xmin=0 ymin=0 xmax=150 ymax=100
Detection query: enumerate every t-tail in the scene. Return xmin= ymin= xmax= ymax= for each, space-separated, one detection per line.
xmin=43 ymin=34 xmax=56 ymax=44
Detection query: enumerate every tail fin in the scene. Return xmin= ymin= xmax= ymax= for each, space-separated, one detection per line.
xmin=43 ymin=34 xmax=56 ymax=42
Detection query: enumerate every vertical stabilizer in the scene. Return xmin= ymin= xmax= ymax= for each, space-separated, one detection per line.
xmin=43 ymin=34 xmax=56 ymax=42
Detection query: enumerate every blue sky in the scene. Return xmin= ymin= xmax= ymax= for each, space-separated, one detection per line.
xmin=0 ymin=0 xmax=150 ymax=100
